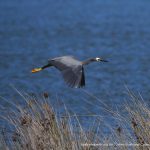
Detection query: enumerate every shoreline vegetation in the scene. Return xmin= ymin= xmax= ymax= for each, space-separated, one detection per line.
xmin=0 ymin=89 xmax=150 ymax=150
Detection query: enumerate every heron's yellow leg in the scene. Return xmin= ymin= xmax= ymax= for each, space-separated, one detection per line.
xmin=31 ymin=68 xmax=42 ymax=73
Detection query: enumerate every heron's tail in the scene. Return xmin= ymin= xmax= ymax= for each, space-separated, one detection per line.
xmin=31 ymin=67 xmax=42 ymax=73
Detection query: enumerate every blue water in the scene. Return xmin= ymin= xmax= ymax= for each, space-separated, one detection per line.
xmin=1 ymin=0 xmax=150 ymax=127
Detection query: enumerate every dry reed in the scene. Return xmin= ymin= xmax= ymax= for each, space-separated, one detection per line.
xmin=0 ymin=90 xmax=150 ymax=150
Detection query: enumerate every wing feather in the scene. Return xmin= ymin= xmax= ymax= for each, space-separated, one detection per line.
xmin=48 ymin=56 xmax=85 ymax=88
xmin=62 ymin=66 xmax=85 ymax=88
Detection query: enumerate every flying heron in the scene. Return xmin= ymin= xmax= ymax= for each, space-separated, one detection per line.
xmin=31 ymin=56 xmax=108 ymax=88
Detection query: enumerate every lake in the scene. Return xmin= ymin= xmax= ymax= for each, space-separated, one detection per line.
xmin=0 ymin=0 xmax=150 ymax=128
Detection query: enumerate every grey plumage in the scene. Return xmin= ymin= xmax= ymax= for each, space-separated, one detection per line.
xmin=48 ymin=56 xmax=85 ymax=88
xmin=32 ymin=55 xmax=108 ymax=88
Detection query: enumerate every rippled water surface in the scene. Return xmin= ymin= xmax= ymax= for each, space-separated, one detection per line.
xmin=1 ymin=0 xmax=150 ymax=122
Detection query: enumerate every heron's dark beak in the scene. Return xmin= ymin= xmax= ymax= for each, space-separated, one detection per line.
xmin=31 ymin=68 xmax=42 ymax=73
xmin=100 ymin=59 xmax=108 ymax=62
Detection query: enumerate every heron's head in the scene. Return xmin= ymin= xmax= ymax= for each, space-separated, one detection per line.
xmin=95 ymin=57 xmax=108 ymax=62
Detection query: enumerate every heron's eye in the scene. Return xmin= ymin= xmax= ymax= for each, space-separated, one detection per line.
xmin=96 ymin=58 xmax=100 ymax=61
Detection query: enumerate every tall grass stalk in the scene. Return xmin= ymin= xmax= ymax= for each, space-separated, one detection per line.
xmin=0 ymin=90 xmax=150 ymax=150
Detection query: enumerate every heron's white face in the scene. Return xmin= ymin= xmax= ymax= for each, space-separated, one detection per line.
xmin=95 ymin=57 xmax=101 ymax=61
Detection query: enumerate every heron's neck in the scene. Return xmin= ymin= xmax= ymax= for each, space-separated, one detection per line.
xmin=82 ymin=58 xmax=96 ymax=65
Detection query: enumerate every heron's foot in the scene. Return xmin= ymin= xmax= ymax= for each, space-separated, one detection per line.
xmin=31 ymin=68 xmax=42 ymax=73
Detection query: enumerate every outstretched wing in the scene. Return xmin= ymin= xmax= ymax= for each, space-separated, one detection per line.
xmin=48 ymin=56 xmax=85 ymax=88
xmin=62 ymin=66 xmax=85 ymax=88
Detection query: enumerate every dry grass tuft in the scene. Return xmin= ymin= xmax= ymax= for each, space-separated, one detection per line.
xmin=0 ymin=90 xmax=150 ymax=150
